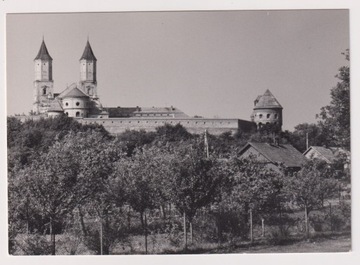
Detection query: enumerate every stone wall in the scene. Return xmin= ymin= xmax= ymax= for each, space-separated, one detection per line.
xmin=14 ymin=115 xmax=255 ymax=136
xmin=78 ymin=117 xmax=255 ymax=135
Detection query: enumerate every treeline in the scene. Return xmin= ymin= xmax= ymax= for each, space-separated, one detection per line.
xmin=8 ymin=116 xmax=350 ymax=255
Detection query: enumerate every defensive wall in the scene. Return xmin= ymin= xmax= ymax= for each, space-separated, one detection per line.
xmin=78 ymin=117 xmax=255 ymax=135
xmin=14 ymin=115 xmax=255 ymax=135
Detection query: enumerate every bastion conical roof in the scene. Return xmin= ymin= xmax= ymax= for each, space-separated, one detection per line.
xmin=254 ymin=89 xmax=282 ymax=110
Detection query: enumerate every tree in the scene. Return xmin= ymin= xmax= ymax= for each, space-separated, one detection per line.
xmin=11 ymin=129 xmax=119 ymax=255
xmin=221 ymin=155 xmax=287 ymax=241
xmin=154 ymin=123 xmax=193 ymax=144
xmin=66 ymin=131 xmax=123 ymax=255
xmin=114 ymin=146 xmax=167 ymax=254
xmin=168 ymin=139 xmax=228 ymax=248
xmin=286 ymin=160 xmax=338 ymax=238
xmin=285 ymin=123 xmax=326 ymax=153
xmin=23 ymin=140 xmax=82 ymax=255
xmin=318 ymin=50 xmax=350 ymax=150
xmin=116 ymin=129 xmax=155 ymax=157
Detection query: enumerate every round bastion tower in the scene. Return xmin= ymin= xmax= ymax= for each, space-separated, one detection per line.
xmin=251 ymin=89 xmax=283 ymax=130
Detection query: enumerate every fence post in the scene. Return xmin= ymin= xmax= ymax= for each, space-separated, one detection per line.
xmin=261 ymin=218 xmax=265 ymax=237
xmin=183 ymin=212 xmax=187 ymax=249
xmin=329 ymin=203 xmax=333 ymax=232
xmin=304 ymin=205 xmax=309 ymax=239
xmin=99 ymin=217 xmax=103 ymax=255
xmin=250 ymin=209 xmax=253 ymax=243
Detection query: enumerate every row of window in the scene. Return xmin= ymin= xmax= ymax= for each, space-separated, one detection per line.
xmin=65 ymin=111 xmax=83 ymax=117
xmin=85 ymin=120 xmax=233 ymax=125
xmin=64 ymin=102 xmax=81 ymax=107
xmin=134 ymin=113 xmax=172 ymax=117
xmin=258 ymin=122 xmax=279 ymax=127
xmin=257 ymin=113 xmax=278 ymax=119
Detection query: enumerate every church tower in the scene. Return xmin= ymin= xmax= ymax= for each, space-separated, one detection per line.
xmin=79 ymin=40 xmax=97 ymax=98
xmin=251 ymin=89 xmax=283 ymax=130
xmin=33 ymin=39 xmax=54 ymax=114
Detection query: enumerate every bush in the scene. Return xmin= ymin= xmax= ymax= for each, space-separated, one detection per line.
xmin=309 ymin=202 xmax=351 ymax=233
xmin=268 ymin=226 xmax=291 ymax=245
xmin=163 ymin=218 xmax=183 ymax=247
xmin=15 ymin=234 xmax=52 ymax=255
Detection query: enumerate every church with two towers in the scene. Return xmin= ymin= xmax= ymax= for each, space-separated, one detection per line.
xmin=31 ymin=39 xmax=283 ymax=135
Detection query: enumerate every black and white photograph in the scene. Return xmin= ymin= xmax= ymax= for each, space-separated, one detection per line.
xmin=2 ymin=0 xmax=359 ymax=264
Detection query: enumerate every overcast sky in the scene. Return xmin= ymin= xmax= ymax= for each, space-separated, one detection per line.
xmin=6 ymin=10 xmax=349 ymax=130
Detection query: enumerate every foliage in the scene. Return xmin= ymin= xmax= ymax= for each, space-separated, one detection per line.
xmin=285 ymin=123 xmax=326 ymax=153
xmin=168 ymin=139 xmax=228 ymax=221
xmin=15 ymin=234 xmax=52 ymax=255
xmin=286 ymin=160 xmax=338 ymax=213
xmin=116 ymin=129 xmax=155 ymax=156
xmin=7 ymin=109 xmax=351 ymax=254
xmin=7 ymin=115 xmax=109 ymax=170
xmin=155 ymin=123 xmax=193 ymax=143
xmin=318 ymin=50 xmax=350 ymax=149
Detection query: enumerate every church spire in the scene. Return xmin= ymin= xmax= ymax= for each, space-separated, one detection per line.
xmin=34 ymin=39 xmax=53 ymax=61
xmin=80 ymin=40 xmax=97 ymax=61
xmin=79 ymin=39 xmax=97 ymax=97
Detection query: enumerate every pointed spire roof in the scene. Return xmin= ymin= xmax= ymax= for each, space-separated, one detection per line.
xmin=34 ymin=40 xmax=53 ymax=60
xmin=254 ymin=89 xmax=282 ymax=109
xmin=80 ymin=40 xmax=97 ymax=61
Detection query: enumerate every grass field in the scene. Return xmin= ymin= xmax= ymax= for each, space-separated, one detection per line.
xmin=13 ymin=231 xmax=350 ymax=255
xmin=156 ymin=232 xmax=351 ymax=254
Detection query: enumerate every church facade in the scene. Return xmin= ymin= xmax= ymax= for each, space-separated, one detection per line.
xmin=29 ymin=39 xmax=283 ymax=135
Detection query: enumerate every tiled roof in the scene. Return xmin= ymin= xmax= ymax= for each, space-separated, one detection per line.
xmin=34 ymin=40 xmax=53 ymax=61
xmin=47 ymin=100 xmax=63 ymax=112
xmin=136 ymin=107 xmax=188 ymax=116
xmin=240 ymin=142 xmax=307 ymax=168
xmin=106 ymin=106 xmax=189 ymax=118
xmin=106 ymin=107 xmax=138 ymax=117
xmin=80 ymin=41 xmax=97 ymax=61
xmin=254 ymin=89 xmax=282 ymax=109
xmin=62 ymin=86 xmax=89 ymax=99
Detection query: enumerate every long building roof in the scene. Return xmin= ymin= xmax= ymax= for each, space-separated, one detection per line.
xmin=239 ymin=142 xmax=307 ymax=168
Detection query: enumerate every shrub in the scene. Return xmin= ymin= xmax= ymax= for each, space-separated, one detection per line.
xmin=268 ymin=226 xmax=291 ymax=245
xmin=15 ymin=234 xmax=52 ymax=255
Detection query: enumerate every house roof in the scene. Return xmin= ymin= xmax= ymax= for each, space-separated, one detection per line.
xmin=239 ymin=142 xmax=307 ymax=168
xmin=34 ymin=40 xmax=53 ymax=61
xmin=135 ymin=107 xmax=189 ymax=117
xmin=47 ymin=100 xmax=63 ymax=112
xmin=80 ymin=41 xmax=97 ymax=61
xmin=62 ymin=86 xmax=89 ymax=99
xmin=106 ymin=106 xmax=189 ymax=118
xmin=254 ymin=89 xmax=282 ymax=110
xmin=303 ymin=146 xmax=350 ymax=163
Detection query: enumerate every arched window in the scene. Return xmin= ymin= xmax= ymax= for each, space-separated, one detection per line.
xmin=76 ymin=111 xmax=80 ymax=117
xmin=65 ymin=102 xmax=69 ymax=106
xmin=267 ymin=114 xmax=270 ymax=119
xmin=259 ymin=114 xmax=263 ymax=119
xmin=42 ymin=87 xmax=46 ymax=95
xmin=76 ymin=102 xmax=80 ymax=106
xmin=65 ymin=112 xmax=69 ymax=116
